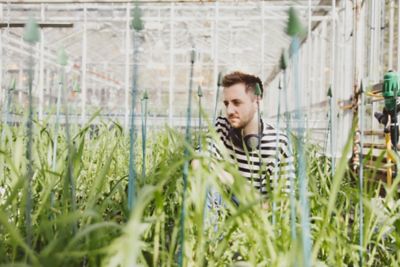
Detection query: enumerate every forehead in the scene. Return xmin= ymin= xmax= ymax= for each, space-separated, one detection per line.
xmin=223 ymin=83 xmax=252 ymax=100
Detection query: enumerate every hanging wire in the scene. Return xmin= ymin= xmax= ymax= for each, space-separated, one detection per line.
xmin=178 ymin=48 xmax=196 ymax=267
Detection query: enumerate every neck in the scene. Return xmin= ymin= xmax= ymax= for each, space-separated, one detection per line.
xmin=242 ymin=114 xmax=260 ymax=136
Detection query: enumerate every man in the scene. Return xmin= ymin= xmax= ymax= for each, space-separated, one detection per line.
xmin=200 ymin=71 xmax=295 ymax=207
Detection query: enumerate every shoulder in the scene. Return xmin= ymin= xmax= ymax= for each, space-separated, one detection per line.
xmin=215 ymin=116 xmax=231 ymax=134
xmin=262 ymin=122 xmax=290 ymax=147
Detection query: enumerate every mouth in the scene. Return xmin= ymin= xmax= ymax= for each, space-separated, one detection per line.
xmin=228 ymin=117 xmax=240 ymax=124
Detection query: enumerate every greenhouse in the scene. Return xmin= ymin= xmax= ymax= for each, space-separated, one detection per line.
xmin=1 ymin=0 xmax=400 ymax=266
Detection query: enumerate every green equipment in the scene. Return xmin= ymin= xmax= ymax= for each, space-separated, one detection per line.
xmin=383 ymin=71 xmax=400 ymax=112
xmin=375 ymin=71 xmax=400 ymax=149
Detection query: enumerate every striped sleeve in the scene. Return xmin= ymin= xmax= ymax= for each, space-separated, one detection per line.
xmin=195 ymin=117 xmax=227 ymax=161
xmin=275 ymin=133 xmax=296 ymax=194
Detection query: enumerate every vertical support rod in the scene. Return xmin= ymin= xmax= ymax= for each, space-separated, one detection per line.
xmin=261 ymin=1 xmax=265 ymax=80
xmin=373 ymin=0 xmax=379 ymax=81
xmin=389 ymin=0 xmax=394 ymax=70
xmin=358 ymin=82 xmax=365 ymax=267
xmin=38 ymin=4 xmax=45 ymax=122
xmin=307 ymin=0 xmax=312 ymax=117
xmin=398 ymin=0 xmax=400 ymax=70
xmin=128 ymin=3 xmax=142 ymax=211
xmin=212 ymin=2 xmax=219 ymax=120
xmin=178 ymin=49 xmax=195 ymax=267
xmin=62 ymin=57 xmax=77 ymax=234
xmin=368 ymin=0 xmax=375 ymax=78
xmin=50 ymin=72 xmax=62 ymax=210
xmin=380 ymin=0 xmax=385 ymax=76
xmin=80 ymin=4 xmax=87 ymax=125
xmin=330 ymin=0 xmax=336 ymax=171
xmin=321 ymin=21 xmax=326 ymax=103
xmin=18 ymin=61 xmax=23 ymax=103
xmin=26 ymin=46 xmax=34 ymax=249
xmin=292 ymin=36 xmax=312 ymax=267
xmin=168 ymin=3 xmax=175 ymax=126
xmin=124 ymin=3 xmax=130 ymax=130
xmin=141 ymin=97 xmax=147 ymax=178
xmin=0 ymin=4 xmax=3 ymax=105
xmin=45 ymin=69 xmax=50 ymax=107
xmin=352 ymin=0 xmax=364 ymax=170
xmin=329 ymin=89 xmax=333 ymax=178
xmin=197 ymin=86 xmax=202 ymax=150
xmin=272 ymin=80 xmax=282 ymax=226
xmin=284 ymin=69 xmax=296 ymax=241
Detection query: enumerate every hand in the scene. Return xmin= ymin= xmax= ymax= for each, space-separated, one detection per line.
xmin=219 ymin=169 xmax=234 ymax=185
xmin=261 ymin=201 xmax=269 ymax=210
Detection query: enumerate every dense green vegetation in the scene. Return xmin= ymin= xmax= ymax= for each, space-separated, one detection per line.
xmin=0 ymin=117 xmax=399 ymax=267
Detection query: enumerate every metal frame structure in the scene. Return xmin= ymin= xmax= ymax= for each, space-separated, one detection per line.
xmin=267 ymin=0 xmax=400 ymax=159
xmin=1 ymin=0 xmax=327 ymax=128
xmin=2 ymin=0 xmax=399 ymax=157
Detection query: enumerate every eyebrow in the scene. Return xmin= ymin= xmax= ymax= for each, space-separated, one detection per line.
xmin=223 ymin=99 xmax=242 ymax=104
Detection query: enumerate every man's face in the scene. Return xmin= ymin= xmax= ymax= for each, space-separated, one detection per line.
xmin=223 ymin=83 xmax=258 ymax=129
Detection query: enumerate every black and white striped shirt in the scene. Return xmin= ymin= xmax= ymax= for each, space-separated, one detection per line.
xmin=207 ymin=116 xmax=295 ymax=196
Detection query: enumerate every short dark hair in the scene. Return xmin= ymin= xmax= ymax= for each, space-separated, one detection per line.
xmin=222 ymin=71 xmax=263 ymax=97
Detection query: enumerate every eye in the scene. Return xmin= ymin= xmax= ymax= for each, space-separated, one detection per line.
xmin=223 ymin=101 xmax=228 ymax=107
xmin=232 ymin=100 xmax=241 ymax=106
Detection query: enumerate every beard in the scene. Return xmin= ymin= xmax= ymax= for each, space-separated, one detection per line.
xmin=228 ymin=116 xmax=246 ymax=129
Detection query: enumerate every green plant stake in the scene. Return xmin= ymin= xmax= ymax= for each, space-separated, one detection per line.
xmin=1 ymin=78 xmax=15 ymax=128
xmin=286 ymin=7 xmax=311 ymax=267
xmin=59 ymin=48 xmax=77 ymax=233
xmin=271 ymin=78 xmax=282 ymax=226
xmin=128 ymin=2 xmax=143 ymax=211
xmin=213 ymin=72 xmax=223 ymax=123
xmin=197 ymin=85 xmax=203 ymax=151
xmin=324 ymin=86 xmax=334 ymax=178
xmin=1 ymin=79 xmax=15 ymax=142
xmin=141 ymin=91 xmax=148 ymax=179
xmin=254 ymin=82 xmax=262 ymax=183
xmin=0 ymin=79 xmax=15 ymax=185
xmin=358 ymin=81 xmax=364 ymax=266
xmin=50 ymin=49 xmax=66 ymax=211
xmin=178 ymin=48 xmax=195 ymax=267
xmin=280 ymin=49 xmax=296 ymax=240
xmin=22 ymin=16 xmax=40 ymax=248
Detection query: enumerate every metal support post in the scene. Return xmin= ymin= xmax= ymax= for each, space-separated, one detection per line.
xmin=38 ymin=3 xmax=45 ymax=121
xmin=124 ymin=3 xmax=130 ymax=129
xmin=168 ymin=3 xmax=175 ymax=126
xmin=81 ymin=4 xmax=87 ymax=125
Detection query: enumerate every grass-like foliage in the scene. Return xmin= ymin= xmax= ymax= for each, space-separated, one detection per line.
xmin=0 ymin=116 xmax=399 ymax=267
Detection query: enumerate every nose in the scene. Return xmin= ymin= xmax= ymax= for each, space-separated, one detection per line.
xmin=226 ymin=103 xmax=235 ymax=116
